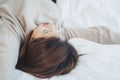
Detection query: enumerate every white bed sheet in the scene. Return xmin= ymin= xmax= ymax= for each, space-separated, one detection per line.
xmin=15 ymin=0 xmax=120 ymax=80
xmin=58 ymin=0 xmax=120 ymax=31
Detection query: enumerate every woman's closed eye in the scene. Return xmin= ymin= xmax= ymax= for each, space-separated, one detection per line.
xmin=43 ymin=29 xmax=51 ymax=35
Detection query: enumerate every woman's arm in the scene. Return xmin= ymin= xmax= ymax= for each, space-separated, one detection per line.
xmin=0 ymin=22 xmax=21 ymax=80
xmin=61 ymin=26 xmax=120 ymax=44
xmin=0 ymin=7 xmax=24 ymax=80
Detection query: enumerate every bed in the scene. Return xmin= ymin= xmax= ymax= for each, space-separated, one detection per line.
xmin=0 ymin=0 xmax=120 ymax=80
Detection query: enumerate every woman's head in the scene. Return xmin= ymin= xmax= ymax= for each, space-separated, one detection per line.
xmin=16 ymin=23 xmax=79 ymax=78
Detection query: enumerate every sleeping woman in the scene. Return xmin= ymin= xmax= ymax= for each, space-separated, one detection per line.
xmin=0 ymin=0 xmax=120 ymax=79
xmin=16 ymin=23 xmax=79 ymax=78
xmin=16 ymin=22 xmax=120 ymax=78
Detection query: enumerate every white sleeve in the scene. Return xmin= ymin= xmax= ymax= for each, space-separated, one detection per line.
xmin=61 ymin=26 xmax=120 ymax=44
xmin=0 ymin=22 xmax=21 ymax=80
xmin=0 ymin=9 xmax=24 ymax=79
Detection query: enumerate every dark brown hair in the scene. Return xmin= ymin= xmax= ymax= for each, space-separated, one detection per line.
xmin=16 ymin=32 xmax=79 ymax=78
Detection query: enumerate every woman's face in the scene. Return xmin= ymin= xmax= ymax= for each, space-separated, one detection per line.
xmin=30 ymin=23 xmax=64 ymax=40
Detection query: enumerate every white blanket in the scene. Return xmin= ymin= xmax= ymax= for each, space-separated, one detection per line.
xmin=58 ymin=0 xmax=120 ymax=31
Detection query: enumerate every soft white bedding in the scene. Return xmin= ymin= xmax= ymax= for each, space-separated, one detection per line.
xmin=58 ymin=0 xmax=120 ymax=31
xmin=0 ymin=0 xmax=120 ymax=80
